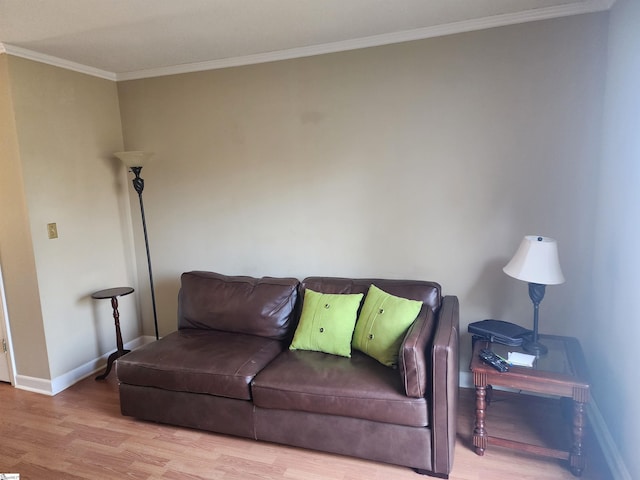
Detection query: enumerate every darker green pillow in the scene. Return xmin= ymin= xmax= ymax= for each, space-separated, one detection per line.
xmin=352 ymin=284 xmax=423 ymax=367
xmin=290 ymin=289 xmax=364 ymax=357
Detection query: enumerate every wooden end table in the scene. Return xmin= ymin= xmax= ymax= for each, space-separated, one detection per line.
xmin=92 ymin=287 xmax=134 ymax=380
xmin=470 ymin=334 xmax=590 ymax=476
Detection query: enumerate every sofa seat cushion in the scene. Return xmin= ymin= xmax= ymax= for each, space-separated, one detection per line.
xmin=251 ymin=350 xmax=428 ymax=427
xmin=117 ymin=329 xmax=283 ymax=400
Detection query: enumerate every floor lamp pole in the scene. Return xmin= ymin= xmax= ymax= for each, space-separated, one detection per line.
xmin=130 ymin=166 xmax=159 ymax=340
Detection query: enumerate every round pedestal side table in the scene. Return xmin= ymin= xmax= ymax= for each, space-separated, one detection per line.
xmin=91 ymin=286 xmax=134 ymax=380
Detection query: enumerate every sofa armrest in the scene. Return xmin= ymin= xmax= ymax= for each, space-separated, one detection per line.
xmin=430 ymin=295 xmax=459 ymax=476
xmin=399 ymin=308 xmax=434 ymax=398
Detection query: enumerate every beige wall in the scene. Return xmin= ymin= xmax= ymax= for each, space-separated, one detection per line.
xmin=0 ymin=54 xmax=50 ymax=379
xmin=3 ymin=56 xmax=137 ymax=381
xmin=587 ymin=0 xmax=640 ymax=477
xmin=118 ymin=14 xmax=607 ymax=363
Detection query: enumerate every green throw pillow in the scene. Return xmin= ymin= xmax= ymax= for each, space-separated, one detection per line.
xmin=353 ymin=284 xmax=423 ymax=368
xmin=290 ymin=289 xmax=364 ymax=357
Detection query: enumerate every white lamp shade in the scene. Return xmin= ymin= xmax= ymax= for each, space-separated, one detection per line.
xmin=114 ymin=151 xmax=153 ymax=168
xmin=503 ymin=235 xmax=565 ymax=285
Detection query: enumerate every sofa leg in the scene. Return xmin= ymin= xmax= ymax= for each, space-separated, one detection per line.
xmin=413 ymin=468 xmax=448 ymax=478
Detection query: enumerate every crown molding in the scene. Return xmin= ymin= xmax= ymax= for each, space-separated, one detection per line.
xmin=0 ymin=43 xmax=116 ymax=81
xmin=116 ymin=0 xmax=616 ymax=81
xmin=1 ymin=0 xmax=616 ymax=82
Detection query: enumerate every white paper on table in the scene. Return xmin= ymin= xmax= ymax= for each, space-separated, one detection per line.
xmin=508 ymin=351 xmax=536 ymax=367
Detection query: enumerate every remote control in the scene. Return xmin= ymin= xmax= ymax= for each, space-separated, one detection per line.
xmin=479 ymin=349 xmax=510 ymax=372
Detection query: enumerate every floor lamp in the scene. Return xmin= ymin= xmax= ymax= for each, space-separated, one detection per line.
xmin=503 ymin=235 xmax=564 ymax=355
xmin=114 ymin=151 xmax=159 ymax=340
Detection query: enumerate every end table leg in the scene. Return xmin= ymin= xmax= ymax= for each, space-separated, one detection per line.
xmin=95 ymin=349 xmax=131 ymax=380
xmin=111 ymin=295 xmax=125 ymax=352
xmin=570 ymin=400 xmax=586 ymax=476
xmin=95 ymin=350 xmax=118 ymax=380
xmin=473 ymin=384 xmax=488 ymax=455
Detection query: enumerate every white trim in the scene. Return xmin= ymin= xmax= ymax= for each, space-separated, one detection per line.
xmin=49 ymin=335 xmax=155 ymax=394
xmin=587 ymin=399 xmax=633 ymax=480
xmin=13 ymin=335 xmax=155 ymax=396
xmin=459 ymin=371 xmax=473 ymax=389
xmin=0 ymin=44 xmax=116 ymax=81
xmin=13 ymin=375 xmax=53 ymax=395
xmin=115 ymin=0 xmax=615 ymax=80
xmin=2 ymin=0 xmax=615 ymax=82
xmin=459 ymin=370 xmax=631 ymax=479
xmin=0 ymin=264 xmax=17 ymax=386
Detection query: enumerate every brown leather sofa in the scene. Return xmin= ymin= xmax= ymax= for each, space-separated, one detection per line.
xmin=117 ymin=271 xmax=459 ymax=478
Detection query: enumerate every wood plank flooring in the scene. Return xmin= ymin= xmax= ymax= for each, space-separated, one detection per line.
xmin=0 ymin=375 xmax=613 ymax=479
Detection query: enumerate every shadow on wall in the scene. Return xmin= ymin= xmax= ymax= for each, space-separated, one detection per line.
xmin=88 ymin=293 xmax=105 ymax=356
xmin=137 ymin=274 xmax=183 ymax=337
xmin=459 ymin=256 xmax=519 ymax=375
xmin=105 ymin=153 xmax=140 ymax=294
xmin=464 ymin=257 xmax=514 ymax=322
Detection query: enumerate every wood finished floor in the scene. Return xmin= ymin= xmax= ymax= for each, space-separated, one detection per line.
xmin=0 ymin=375 xmax=613 ymax=479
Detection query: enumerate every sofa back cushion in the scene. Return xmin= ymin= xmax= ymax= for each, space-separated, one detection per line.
xmin=178 ymin=271 xmax=299 ymax=340
xmin=300 ymin=277 xmax=441 ymax=310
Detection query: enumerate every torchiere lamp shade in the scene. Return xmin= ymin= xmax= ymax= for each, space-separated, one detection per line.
xmin=114 ymin=151 xmax=153 ymax=168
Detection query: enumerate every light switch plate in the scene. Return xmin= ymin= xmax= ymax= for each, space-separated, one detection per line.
xmin=47 ymin=223 xmax=58 ymax=239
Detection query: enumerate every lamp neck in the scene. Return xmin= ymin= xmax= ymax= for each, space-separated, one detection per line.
xmin=130 ymin=166 xmax=144 ymax=196
xmin=528 ymin=282 xmax=546 ymax=306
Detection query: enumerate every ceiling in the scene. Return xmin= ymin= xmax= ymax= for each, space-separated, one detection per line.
xmin=0 ymin=0 xmax=614 ymax=81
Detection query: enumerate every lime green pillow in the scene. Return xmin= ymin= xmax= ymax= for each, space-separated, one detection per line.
xmin=290 ymin=289 xmax=364 ymax=357
xmin=353 ymin=284 xmax=423 ymax=368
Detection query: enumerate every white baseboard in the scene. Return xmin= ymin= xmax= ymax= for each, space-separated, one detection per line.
xmin=14 ymin=335 xmax=155 ymax=396
xmin=458 ymin=372 xmax=631 ymax=479
xmin=13 ymin=374 xmax=54 ymax=395
xmin=587 ymin=399 xmax=632 ymax=480
xmin=459 ymin=371 xmax=473 ymax=389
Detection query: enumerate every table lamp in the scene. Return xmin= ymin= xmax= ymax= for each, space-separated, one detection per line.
xmin=503 ymin=235 xmax=564 ymax=355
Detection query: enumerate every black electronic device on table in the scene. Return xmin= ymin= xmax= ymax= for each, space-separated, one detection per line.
xmin=479 ymin=348 xmax=510 ymax=372
xmin=468 ymin=319 xmax=532 ymax=347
